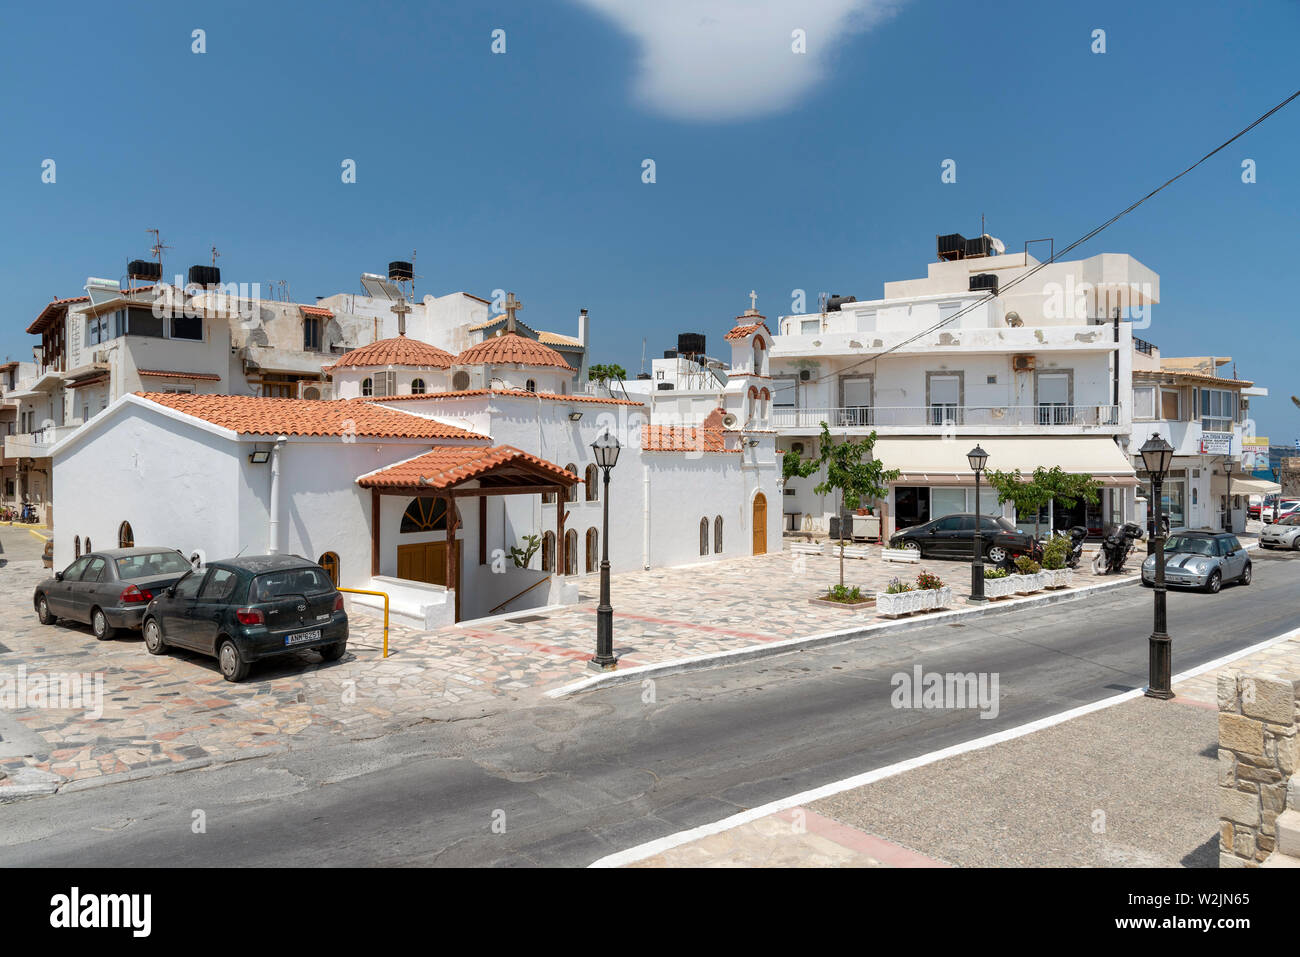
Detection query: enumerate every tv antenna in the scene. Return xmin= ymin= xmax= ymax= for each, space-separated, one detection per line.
xmin=211 ymin=245 xmax=221 ymax=268
xmin=147 ymin=228 xmax=171 ymax=267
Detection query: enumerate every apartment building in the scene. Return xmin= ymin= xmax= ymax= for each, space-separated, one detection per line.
xmin=1128 ymin=344 xmax=1272 ymax=533
xmin=768 ymin=235 xmax=1158 ymax=539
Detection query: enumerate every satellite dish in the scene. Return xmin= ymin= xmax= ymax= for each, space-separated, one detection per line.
xmin=721 ymin=413 xmax=739 ymax=429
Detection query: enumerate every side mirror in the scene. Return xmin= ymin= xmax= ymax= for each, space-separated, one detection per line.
xmin=165 ymin=586 xmax=177 ymax=598
xmin=54 ymin=571 xmax=64 ymax=581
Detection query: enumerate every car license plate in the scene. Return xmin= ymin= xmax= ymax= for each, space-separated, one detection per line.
xmin=285 ymin=629 xmax=322 ymax=646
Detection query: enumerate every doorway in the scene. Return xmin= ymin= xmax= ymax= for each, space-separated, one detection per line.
xmin=752 ymin=492 xmax=767 ymax=555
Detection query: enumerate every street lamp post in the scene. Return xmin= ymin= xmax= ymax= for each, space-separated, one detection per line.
xmin=1140 ymin=433 xmax=1175 ymax=700
xmin=1224 ymin=459 xmax=1234 ymax=532
xmin=589 ymin=430 xmax=621 ymax=672
xmin=967 ymin=445 xmax=989 ymax=604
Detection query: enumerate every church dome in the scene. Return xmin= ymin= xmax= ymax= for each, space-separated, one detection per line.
xmin=453 ymin=332 xmax=573 ymax=371
xmin=325 ymin=335 xmax=454 ymax=371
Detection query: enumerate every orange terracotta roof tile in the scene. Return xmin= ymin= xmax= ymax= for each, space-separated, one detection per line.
xmin=134 ymin=392 xmax=487 ymax=440
xmin=366 ymin=389 xmax=644 ymax=407
xmin=724 ymin=318 xmax=771 ymax=341
xmin=137 ymin=369 xmax=222 ymax=381
xmin=454 ymin=333 xmax=573 ymax=371
xmin=300 ymin=305 xmax=334 ymax=317
xmin=641 ymin=425 xmax=735 ymax=453
xmin=27 ymin=295 xmax=92 ymax=335
xmin=356 ymin=445 xmax=581 ymax=490
xmin=538 ymin=330 xmax=582 ymax=347
xmin=325 ymin=335 xmax=454 ymax=371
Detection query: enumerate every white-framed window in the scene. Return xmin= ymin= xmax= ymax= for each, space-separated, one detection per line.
xmin=411 ymin=378 xmax=426 ymax=395
xmin=361 ymin=378 xmax=374 ymax=397
xmin=800 ymin=319 xmax=820 ymax=335
xmin=1133 ymin=386 xmax=1156 ymax=420
xmin=1201 ymin=388 xmax=1235 ymax=433
xmin=927 ymin=372 xmax=962 ymax=425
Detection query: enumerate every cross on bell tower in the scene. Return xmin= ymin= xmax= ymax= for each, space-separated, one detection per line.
xmin=391 ymin=298 xmax=411 ymax=337
xmin=503 ymin=292 xmax=522 ymax=334
xmin=745 ymin=290 xmax=759 ymax=316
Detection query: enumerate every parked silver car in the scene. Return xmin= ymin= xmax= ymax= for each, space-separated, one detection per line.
xmin=1261 ymin=515 xmax=1300 ymax=550
xmin=1141 ymin=531 xmax=1251 ymax=593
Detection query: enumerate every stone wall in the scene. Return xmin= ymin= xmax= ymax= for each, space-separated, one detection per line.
xmin=1218 ymin=669 xmax=1300 ymax=866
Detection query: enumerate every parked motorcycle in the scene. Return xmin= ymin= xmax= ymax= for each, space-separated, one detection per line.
xmin=1064 ymin=525 xmax=1088 ymax=569
xmin=1092 ymin=522 xmax=1145 ymax=575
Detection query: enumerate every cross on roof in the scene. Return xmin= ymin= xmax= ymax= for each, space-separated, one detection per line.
xmin=749 ymin=290 xmax=758 ymax=311
xmin=503 ymin=292 xmax=522 ymax=332
xmin=391 ymin=298 xmax=412 ymax=336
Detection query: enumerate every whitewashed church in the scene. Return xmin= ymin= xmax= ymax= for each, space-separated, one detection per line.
xmin=50 ymin=294 xmax=781 ymax=628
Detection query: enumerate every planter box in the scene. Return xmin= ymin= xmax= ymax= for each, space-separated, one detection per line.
xmin=983 ymin=576 xmax=1018 ymax=600
xmin=881 ymin=548 xmax=921 ymax=564
xmin=876 ymin=590 xmax=920 ymax=618
xmin=921 ymin=585 xmax=954 ymax=610
xmin=790 ymin=542 xmax=826 ymax=557
xmin=839 ymin=545 xmax=873 ymax=560
xmin=1012 ymin=573 xmax=1045 ymax=595
xmin=1042 ymin=568 xmax=1074 ymax=589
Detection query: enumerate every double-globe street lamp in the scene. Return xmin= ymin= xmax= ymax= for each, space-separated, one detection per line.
xmin=1139 ymin=432 xmax=1175 ymax=700
xmin=588 ymin=430 xmax=621 ymax=672
xmin=968 ymin=444 xmax=989 ymax=604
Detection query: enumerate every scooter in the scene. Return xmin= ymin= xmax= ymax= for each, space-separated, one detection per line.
xmin=1063 ymin=525 xmax=1088 ymax=569
xmin=1092 ymin=522 xmax=1144 ymax=575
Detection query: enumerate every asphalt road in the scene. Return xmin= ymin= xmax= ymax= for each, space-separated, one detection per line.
xmin=2 ymin=548 xmax=1298 ymax=867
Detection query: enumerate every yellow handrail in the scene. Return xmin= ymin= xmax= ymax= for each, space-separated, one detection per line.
xmin=337 ymin=588 xmax=390 ymax=658
xmin=489 ymin=575 xmax=552 ymax=616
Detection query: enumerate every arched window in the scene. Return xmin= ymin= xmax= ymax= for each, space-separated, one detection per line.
xmin=318 ymin=551 xmax=340 ymax=584
xmin=452 ymin=371 xmax=471 ymax=391
xmin=714 ymin=516 xmax=723 ymax=553
xmin=752 ymin=336 xmax=766 ymax=375
xmin=585 ymin=464 xmax=599 ymax=501
xmin=541 ymin=531 xmax=555 ymax=572
xmin=525 ymin=378 xmax=537 ymax=393
xmin=585 ymin=527 xmax=598 ymax=573
xmin=565 ymin=529 xmax=578 ymax=575
xmin=361 ymin=377 xmax=374 ymax=397
xmin=700 ymin=517 xmax=709 ymax=556
xmin=411 ymin=378 xmax=426 ymax=395
xmin=565 ymin=464 xmax=579 ymax=502
xmin=118 ymin=521 xmax=134 ymax=548
xmin=400 ymin=497 xmax=447 ymax=533
xmin=74 ymin=535 xmax=81 ymax=559
xmin=747 ymin=386 xmax=759 ymax=423
xmin=84 ymin=537 xmax=91 ymax=554
xmin=759 ymin=388 xmax=771 ymax=422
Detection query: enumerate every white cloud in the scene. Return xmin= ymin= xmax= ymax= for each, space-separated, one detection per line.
xmin=573 ymin=0 xmax=901 ymax=122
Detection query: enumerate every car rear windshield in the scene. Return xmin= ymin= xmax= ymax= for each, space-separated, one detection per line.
xmin=116 ymin=552 xmax=193 ymax=579
xmin=251 ymin=568 xmax=335 ymax=602
xmin=1163 ymin=536 xmax=1215 ymax=556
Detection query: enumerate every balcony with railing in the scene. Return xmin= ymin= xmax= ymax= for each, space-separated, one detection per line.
xmin=770 ymin=404 xmax=1124 ymax=432
xmin=3 ymin=424 xmax=80 ymax=459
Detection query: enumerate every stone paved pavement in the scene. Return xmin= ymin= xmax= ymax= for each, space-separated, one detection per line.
xmin=2 ymin=538 xmax=1088 ymax=792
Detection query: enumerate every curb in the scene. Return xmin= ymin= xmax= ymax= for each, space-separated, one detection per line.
xmin=546 ymin=574 xmax=1142 ymax=699
xmin=53 ymin=745 xmax=290 ymax=797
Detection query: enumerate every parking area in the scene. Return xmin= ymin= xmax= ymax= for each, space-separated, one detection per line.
xmin=0 ymin=525 xmax=1111 ymax=791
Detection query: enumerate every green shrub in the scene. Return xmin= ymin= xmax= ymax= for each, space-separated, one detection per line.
xmin=885 ymin=577 xmax=913 ymax=594
xmin=1041 ymin=535 xmax=1070 ymax=570
xmin=1014 ymin=554 xmax=1042 ymax=575
xmin=984 ymin=566 xmax=1009 ymax=579
xmin=824 ymin=584 xmax=867 ymax=603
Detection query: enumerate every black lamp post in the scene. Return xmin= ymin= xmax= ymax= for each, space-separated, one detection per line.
xmin=1140 ymin=432 xmax=1175 ymax=699
xmin=967 ymin=444 xmax=989 ymax=603
xmin=589 ymin=430 xmax=621 ymax=672
xmin=1223 ymin=459 xmax=1234 ymax=531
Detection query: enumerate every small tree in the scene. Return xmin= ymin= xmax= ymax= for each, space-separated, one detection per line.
xmin=588 ymin=364 xmax=628 ymax=394
xmin=986 ymin=466 xmax=1100 ymax=537
xmin=812 ymin=423 xmax=900 ymax=587
xmin=986 ymin=469 xmax=1052 ymax=538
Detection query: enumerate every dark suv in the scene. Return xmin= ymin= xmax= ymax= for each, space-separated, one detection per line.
xmin=142 ymin=554 xmax=347 ymax=682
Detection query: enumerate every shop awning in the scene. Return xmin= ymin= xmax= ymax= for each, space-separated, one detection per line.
xmin=873 ymin=436 xmax=1139 ymax=486
xmin=1229 ymin=476 xmax=1281 ymax=496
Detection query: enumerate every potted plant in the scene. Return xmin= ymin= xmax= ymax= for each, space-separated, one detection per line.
xmin=1012 ymin=555 xmax=1045 ymax=594
xmin=983 ymin=565 xmax=1017 ymax=599
xmin=810 ymin=583 xmax=876 ymax=609
xmin=915 ymin=570 xmax=952 ymax=611
xmin=876 ymin=577 xmax=917 ymax=618
xmin=1040 ymin=535 xmax=1075 ymax=589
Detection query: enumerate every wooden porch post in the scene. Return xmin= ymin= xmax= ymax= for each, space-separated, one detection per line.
xmin=556 ymin=488 xmax=566 ymax=577
xmin=444 ymin=493 xmax=458 ymax=594
xmin=371 ymin=488 xmax=381 ymax=577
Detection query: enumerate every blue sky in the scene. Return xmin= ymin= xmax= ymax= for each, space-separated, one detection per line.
xmin=2 ymin=0 xmax=1297 ymax=440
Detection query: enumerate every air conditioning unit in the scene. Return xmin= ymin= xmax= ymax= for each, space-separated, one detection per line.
xmin=298 ymin=381 xmax=333 ymax=400
xmin=1012 ymin=354 xmax=1036 ymax=372
xmin=791 ymin=442 xmax=805 ymax=455
xmin=721 ymin=412 xmax=739 ymax=429
xmin=92 ymin=350 xmax=110 ymax=364
xmin=799 ymin=370 xmax=811 ymax=381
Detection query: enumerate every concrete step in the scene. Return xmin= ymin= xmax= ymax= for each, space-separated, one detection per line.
xmin=1260 ymin=851 xmax=1300 ymax=868
xmin=1276 ymin=809 xmax=1300 ymax=858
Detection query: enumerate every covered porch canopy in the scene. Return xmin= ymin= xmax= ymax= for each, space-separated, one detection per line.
xmin=873 ymin=435 xmax=1140 ymax=486
xmin=356 ymin=445 xmax=583 ymax=605
xmin=1227 ymin=476 xmax=1282 ymax=497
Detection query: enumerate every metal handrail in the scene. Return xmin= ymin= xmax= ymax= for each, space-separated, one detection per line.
xmin=337 ymin=587 xmax=390 ymax=658
xmin=489 ymin=575 xmax=552 ymax=615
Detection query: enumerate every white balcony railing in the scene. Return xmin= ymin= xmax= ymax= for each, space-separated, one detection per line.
xmin=3 ymin=424 xmax=80 ymax=459
xmin=770 ymin=405 xmax=1123 ymax=430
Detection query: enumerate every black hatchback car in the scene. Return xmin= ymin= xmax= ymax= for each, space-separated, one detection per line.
xmin=141 ymin=554 xmax=347 ymax=682
xmin=889 ymin=513 xmax=1040 ymax=565
xmin=34 ymin=548 xmax=196 ymax=640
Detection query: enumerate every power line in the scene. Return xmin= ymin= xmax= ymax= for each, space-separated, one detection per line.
xmin=811 ymin=88 xmax=1300 ymax=384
